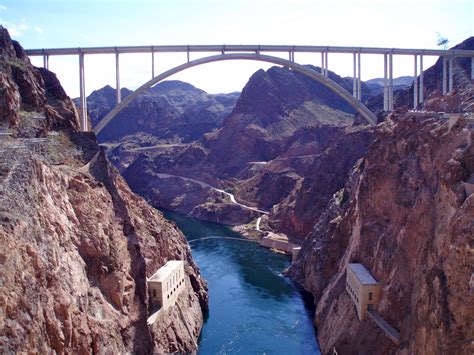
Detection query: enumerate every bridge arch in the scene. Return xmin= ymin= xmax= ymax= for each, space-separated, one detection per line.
xmin=93 ymin=53 xmax=377 ymax=134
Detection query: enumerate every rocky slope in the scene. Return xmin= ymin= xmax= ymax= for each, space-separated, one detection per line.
xmin=0 ymin=26 xmax=207 ymax=353
xmin=84 ymin=81 xmax=239 ymax=143
xmin=289 ymin=111 xmax=474 ymax=353
xmin=268 ymin=125 xmax=373 ymax=239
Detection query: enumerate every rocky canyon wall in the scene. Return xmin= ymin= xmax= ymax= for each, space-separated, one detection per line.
xmin=0 ymin=26 xmax=207 ymax=353
xmin=290 ymin=111 xmax=474 ymax=354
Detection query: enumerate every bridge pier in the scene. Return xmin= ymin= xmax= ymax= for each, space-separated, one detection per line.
xmin=383 ymin=54 xmax=389 ymax=111
xmin=388 ymin=53 xmax=394 ymax=110
xmin=289 ymin=50 xmax=295 ymax=62
xmin=151 ymin=47 xmax=155 ymax=78
xmin=79 ymin=52 xmax=88 ymax=131
xmin=413 ymin=55 xmax=418 ymax=109
xmin=115 ymin=50 xmax=121 ymax=104
xmin=353 ymin=53 xmax=357 ymax=99
xmin=419 ymin=55 xmax=424 ymax=103
xmin=357 ymin=52 xmax=361 ymax=101
xmin=321 ymin=51 xmax=329 ymax=76
xmin=43 ymin=54 xmax=49 ymax=70
xmin=472 ymin=57 xmax=474 ymax=80
xmin=352 ymin=52 xmax=361 ymax=101
xmin=442 ymin=56 xmax=447 ymax=94
xmin=325 ymin=51 xmax=329 ymax=77
xmin=448 ymin=57 xmax=453 ymax=92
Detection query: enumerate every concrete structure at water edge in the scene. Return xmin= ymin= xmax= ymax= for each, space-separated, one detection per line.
xmin=147 ymin=260 xmax=186 ymax=310
xmin=260 ymin=232 xmax=301 ymax=256
xmin=346 ymin=263 xmax=381 ymax=321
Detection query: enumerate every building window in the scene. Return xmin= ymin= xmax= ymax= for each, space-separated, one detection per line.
xmin=153 ymin=289 xmax=156 ymax=297
xmin=369 ymin=292 xmax=373 ymax=301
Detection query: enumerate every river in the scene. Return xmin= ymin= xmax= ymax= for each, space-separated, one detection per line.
xmin=164 ymin=211 xmax=320 ymax=354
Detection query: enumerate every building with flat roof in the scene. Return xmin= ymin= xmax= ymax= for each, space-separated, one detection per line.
xmin=346 ymin=263 xmax=381 ymax=320
xmin=147 ymin=260 xmax=186 ymax=310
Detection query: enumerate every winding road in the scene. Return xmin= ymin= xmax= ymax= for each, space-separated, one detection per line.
xmin=155 ymin=173 xmax=269 ymax=231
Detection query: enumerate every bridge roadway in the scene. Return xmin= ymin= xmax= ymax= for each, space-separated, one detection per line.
xmin=25 ymin=44 xmax=474 ymax=131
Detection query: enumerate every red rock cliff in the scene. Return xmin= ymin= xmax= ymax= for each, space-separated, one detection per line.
xmin=0 ymin=26 xmax=208 ymax=353
xmin=290 ymin=111 xmax=474 ymax=353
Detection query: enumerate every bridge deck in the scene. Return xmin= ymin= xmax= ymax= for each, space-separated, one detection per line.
xmin=25 ymin=44 xmax=474 ymax=57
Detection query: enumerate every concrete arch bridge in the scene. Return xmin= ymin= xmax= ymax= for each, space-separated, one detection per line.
xmin=25 ymin=44 xmax=474 ymax=132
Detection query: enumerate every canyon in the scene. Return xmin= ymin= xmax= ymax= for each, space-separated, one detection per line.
xmin=104 ymin=64 xmax=375 ymax=242
xmin=2 ymin=20 xmax=473 ymax=354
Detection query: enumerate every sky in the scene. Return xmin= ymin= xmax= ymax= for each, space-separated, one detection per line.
xmin=1 ymin=0 xmax=473 ymax=98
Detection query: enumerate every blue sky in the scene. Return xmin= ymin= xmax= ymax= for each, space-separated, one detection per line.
xmin=1 ymin=0 xmax=473 ymax=97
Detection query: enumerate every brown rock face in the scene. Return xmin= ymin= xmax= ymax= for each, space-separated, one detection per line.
xmin=0 ymin=26 xmax=207 ymax=353
xmin=269 ymin=125 xmax=374 ymax=240
xmin=290 ymin=113 xmax=474 ymax=354
xmin=0 ymin=26 xmax=79 ymax=132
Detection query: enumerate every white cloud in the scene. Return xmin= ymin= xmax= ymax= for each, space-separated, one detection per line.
xmin=34 ymin=25 xmax=43 ymax=34
xmin=0 ymin=5 xmax=7 ymax=11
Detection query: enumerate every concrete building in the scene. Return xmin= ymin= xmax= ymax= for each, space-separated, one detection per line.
xmin=147 ymin=260 xmax=186 ymax=310
xmin=346 ymin=263 xmax=381 ymax=320
xmin=260 ymin=232 xmax=300 ymax=254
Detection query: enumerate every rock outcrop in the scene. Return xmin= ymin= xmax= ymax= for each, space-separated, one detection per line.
xmin=0 ymin=26 xmax=207 ymax=353
xmin=290 ymin=111 xmax=474 ymax=353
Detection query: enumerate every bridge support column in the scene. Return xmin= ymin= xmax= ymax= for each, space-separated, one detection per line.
xmin=388 ymin=53 xmax=394 ymax=111
xmin=43 ymin=54 xmax=49 ymax=70
xmin=471 ymin=57 xmax=474 ymax=80
xmin=115 ymin=51 xmax=121 ymax=104
xmin=357 ymin=52 xmax=361 ymax=101
xmin=448 ymin=57 xmax=453 ymax=92
xmin=353 ymin=52 xmax=357 ymax=98
xmin=79 ymin=52 xmax=88 ymax=131
xmin=151 ymin=49 xmax=155 ymax=78
xmin=419 ymin=55 xmax=424 ymax=103
xmin=442 ymin=56 xmax=447 ymax=94
xmin=324 ymin=51 xmax=329 ymax=77
xmin=413 ymin=55 xmax=418 ymax=109
xmin=321 ymin=52 xmax=325 ymax=75
xmin=383 ymin=53 xmax=389 ymax=111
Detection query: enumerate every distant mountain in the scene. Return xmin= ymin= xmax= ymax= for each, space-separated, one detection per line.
xmin=365 ymin=76 xmax=414 ymax=95
xmin=203 ymin=65 xmax=366 ymax=175
xmin=78 ymin=80 xmax=240 ymax=143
